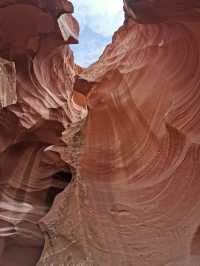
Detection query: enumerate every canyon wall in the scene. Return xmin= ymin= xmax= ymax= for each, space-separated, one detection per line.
xmin=1 ymin=1 xmax=200 ymax=266
xmin=0 ymin=1 xmax=87 ymax=265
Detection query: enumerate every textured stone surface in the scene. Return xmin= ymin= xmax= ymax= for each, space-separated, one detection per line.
xmin=1 ymin=0 xmax=200 ymax=266
xmin=0 ymin=1 xmax=86 ymax=266
xmin=0 ymin=58 xmax=16 ymax=108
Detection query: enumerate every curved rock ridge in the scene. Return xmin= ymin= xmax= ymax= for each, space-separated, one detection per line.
xmin=124 ymin=0 xmax=200 ymax=23
xmin=1 ymin=1 xmax=200 ymax=266
xmin=0 ymin=1 xmax=87 ymax=266
xmin=0 ymin=0 xmax=74 ymax=16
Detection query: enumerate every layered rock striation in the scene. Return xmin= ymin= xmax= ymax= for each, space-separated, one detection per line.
xmin=0 ymin=1 xmax=87 ymax=265
xmin=1 ymin=1 xmax=200 ymax=266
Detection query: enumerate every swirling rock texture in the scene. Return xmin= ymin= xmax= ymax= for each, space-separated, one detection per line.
xmin=1 ymin=0 xmax=200 ymax=266
xmin=0 ymin=1 xmax=87 ymax=265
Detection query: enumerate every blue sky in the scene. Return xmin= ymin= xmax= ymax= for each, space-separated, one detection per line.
xmin=70 ymin=0 xmax=124 ymax=67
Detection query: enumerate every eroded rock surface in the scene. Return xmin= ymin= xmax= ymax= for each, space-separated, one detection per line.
xmin=0 ymin=1 xmax=86 ymax=265
xmin=1 ymin=1 xmax=200 ymax=266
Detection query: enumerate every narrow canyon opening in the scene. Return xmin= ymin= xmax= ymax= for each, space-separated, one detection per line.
xmin=1 ymin=1 xmax=200 ymax=266
xmin=70 ymin=0 xmax=124 ymax=67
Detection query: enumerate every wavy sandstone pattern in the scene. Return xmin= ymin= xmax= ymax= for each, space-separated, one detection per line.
xmin=1 ymin=1 xmax=200 ymax=266
xmin=0 ymin=1 xmax=86 ymax=265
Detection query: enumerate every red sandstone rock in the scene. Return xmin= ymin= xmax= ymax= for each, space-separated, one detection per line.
xmin=0 ymin=1 xmax=86 ymax=266
xmin=1 ymin=1 xmax=200 ymax=266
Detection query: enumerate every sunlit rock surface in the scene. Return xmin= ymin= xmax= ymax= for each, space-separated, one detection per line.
xmin=1 ymin=1 xmax=200 ymax=266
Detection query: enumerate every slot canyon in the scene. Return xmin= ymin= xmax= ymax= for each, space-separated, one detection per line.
xmin=0 ymin=1 xmax=200 ymax=265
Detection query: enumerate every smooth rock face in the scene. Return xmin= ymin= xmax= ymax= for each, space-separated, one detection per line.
xmin=1 ymin=1 xmax=200 ymax=266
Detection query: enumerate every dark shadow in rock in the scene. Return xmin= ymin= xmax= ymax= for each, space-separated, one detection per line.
xmin=47 ymin=170 xmax=72 ymax=205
